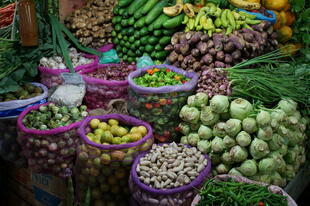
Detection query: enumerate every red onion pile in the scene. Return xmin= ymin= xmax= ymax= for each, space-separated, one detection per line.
xmin=86 ymin=62 xmax=136 ymax=81
xmin=197 ymin=67 xmax=231 ymax=98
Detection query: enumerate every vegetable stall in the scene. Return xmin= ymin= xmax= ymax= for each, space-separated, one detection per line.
xmin=0 ymin=0 xmax=309 ymax=206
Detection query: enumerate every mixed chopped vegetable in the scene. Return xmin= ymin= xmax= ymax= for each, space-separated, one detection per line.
xmin=134 ymin=68 xmax=190 ymax=87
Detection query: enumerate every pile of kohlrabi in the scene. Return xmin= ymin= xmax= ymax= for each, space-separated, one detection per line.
xmin=179 ymin=93 xmax=309 ymax=187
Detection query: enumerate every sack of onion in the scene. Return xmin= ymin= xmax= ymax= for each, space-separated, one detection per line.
xmin=17 ymin=103 xmax=89 ymax=178
xmin=81 ymin=62 xmax=136 ymax=110
xmin=75 ymin=114 xmax=154 ymax=206
xmin=129 ymin=143 xmax=211 ymax=206
xmin=127 ymin=65 xmax=198 ymax=143
xmin=39 ymin=48 xmax=99 ymax=88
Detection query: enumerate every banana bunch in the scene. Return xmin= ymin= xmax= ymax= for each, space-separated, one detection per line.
xmin=163 ymin=0 xmax=195 ymax=18
xmin=228 ymin=0 xmax=261 ymax=10
xmin=182 ymin=3 xmax=261 ymax=37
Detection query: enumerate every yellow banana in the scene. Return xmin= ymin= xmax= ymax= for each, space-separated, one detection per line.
xmin=163 ymin=4 xmax=183 ymax=17
xmin=183 ymin=3 xmax=195 ymax=18
xmin=228 ymin=0 xmax=261 ymax=10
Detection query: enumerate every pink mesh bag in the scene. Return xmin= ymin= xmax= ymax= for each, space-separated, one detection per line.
xmin=17 ymin=103 xmax=84 ymax=178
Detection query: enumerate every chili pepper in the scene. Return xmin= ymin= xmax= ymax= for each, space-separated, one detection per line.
xmin=159 ymin=98 xmax=167 ymax=105
xmin=166 ymin=99 xmax=172 ymax=104
xmin=163 ymin=131 xmax=170 ymax=137
xmin=258 ymin=201 xmax=266 ymax=206
xmin=147 ymin=69 xmax=154 ymax=75
xmin=158 ymin=136 xmax=168 ymax=142
xmin=174 ymin=75 xmax=181 ymax=81
xmin=182 ymin=80 xmax=187 ymax=84
xmin=145 ymin=103 xmax=153 ymax=109
xmin=166 ymin=69 xmax=171 ymax=72
xmin=153 ymin=68 xmax=160 ymax=72
xmin=153 ymin=103 xmax=161 ymax=108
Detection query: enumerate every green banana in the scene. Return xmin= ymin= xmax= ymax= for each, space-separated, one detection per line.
xmin=225 ymin=26 xmax=233 ymax=35
xmin=245 ymin=18 xmax=261 ymax=24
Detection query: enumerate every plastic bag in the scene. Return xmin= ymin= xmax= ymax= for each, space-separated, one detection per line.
xmin=128 ymin=65 xmax=198 ymax=142
xmin=191 ymin=175 xmax=297 ymax=206
xmin=17 ymin=103 xmax=83 ymax=178
xmin=49 ymin=73 xmax=86 ymax=108
xmin=81 ymin=64 xmax=135 ymax=109
xmin=39 ymin=54 xmax=99 ymax=88
xmin=136 ymin=56 xmax=154 ymax=69
xmin=0 ymin=116 xmax=26 ymax=166
xmin=99 ymin=49 xmax=120 ymax=64
xmin=129 ymin=144 xmax=211 ymax=206
xmin=75 ymin=114 xmax=154 ymax=206
xmin=0 ymin=82 xmax=48 ymax=117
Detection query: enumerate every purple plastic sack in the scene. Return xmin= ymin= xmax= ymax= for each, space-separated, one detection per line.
xmin=127 ymin=65 xmax=198 ymax=143
xmin=81 ymin=64 xmax=136 ymax=110
xmin=17 ymin=103 xmax=83 ymax=178
xmin=39 ymin=54 xmax=99 ymax=88
xmin=76 ymin=114 xmax=154 ymax=206
xmin=129 ymin=143 xmax=211 ymax=206
xmin=191 ymin=175 xmax=297 ymax=206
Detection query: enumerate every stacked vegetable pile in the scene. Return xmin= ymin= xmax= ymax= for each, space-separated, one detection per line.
xmin=76 ymin=114 xmax=154 ymax=206
xmin=0 ymin=83 xmax=42 ymax=102
xmin=179 ymin=93 xmax=308 ymax=187
xmin=39 ymin=48 xmax=93 ymax=69
xmin=129 ymin=142 xmax=211 ymax=206
xmin=196 ymin=177 xmax=291 ymax=206
xmin=86 ymin=118 xmax=148 ymax=145
xmin=23 ymin=104 xmax=88 ymax=130
xmin=112 ymin=0 xmax=185 ymax=62
xmin=166 ymin=21 xmax=278 ymax=72
xmin=65 ymin=0 xmax=117 ymax=48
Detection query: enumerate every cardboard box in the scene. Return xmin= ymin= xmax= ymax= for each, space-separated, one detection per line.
xmin=7 ymin=166 xmax=67 ymax=206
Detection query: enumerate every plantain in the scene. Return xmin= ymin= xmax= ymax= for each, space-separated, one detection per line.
xmin=228 ymin=0 xmax=261 ymax=10
xmin=163 ymin=4 xmax=184 ymax=17
xmin=183 ymin=3 xmax=195 ymax=18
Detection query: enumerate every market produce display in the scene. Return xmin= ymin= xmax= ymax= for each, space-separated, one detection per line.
xmin=65 ymin=0 xmax=117 ymax=48
xmin=112 ymin=0 xmax=184 ymax=62
xmin=86 ymin=118 xmax=148 ymax=145
xmin=23 ymin=104 xmax=88 ymax=130
xmin=166 ymin=21 xmax=278 ymax=73
xmin=179 ymin=93 xmax=308 ymax=187
xmin=129 ymin=142 xmax=211 ymax=206
xmin=0 ymin=83 xmax=42 ymax=102
xmin=76 ymin=114 xmax=154 ymax=206
xmin=128 ymin=65 xmax=198 ymax=142
xmin=39 ymin=48 xmax=93 ymax=69
xmin=196 ymin=177 xmax=290 ymax=206
xmin=183 ymin=3 xmax=262 ymax=35
xmin=133 ymin=67 xmax=190 ymax=87
xmin=82 ymin=62 xmax=136 ymax=109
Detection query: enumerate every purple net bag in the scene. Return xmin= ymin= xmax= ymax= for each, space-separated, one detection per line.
xmin=39 ymin=54 xmax=99 ymax=88
xmin=191 ymin=175 xmax=297 ymax=206
xmin=17 ymin=103 xmax=83 ymax=178
xmin=81 ymin=64 xmax=136 ymax=110
xmin=76 ymin=114 xmax=154 ymax=206
xmin=129 ymin=143 xmax=211 ymax=206
xmin=127 ymin=65 xmax=198 ymax=143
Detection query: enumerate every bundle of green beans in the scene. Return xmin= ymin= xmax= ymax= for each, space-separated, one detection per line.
xmin=197 ymin=178 xmax=288 ymax=206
